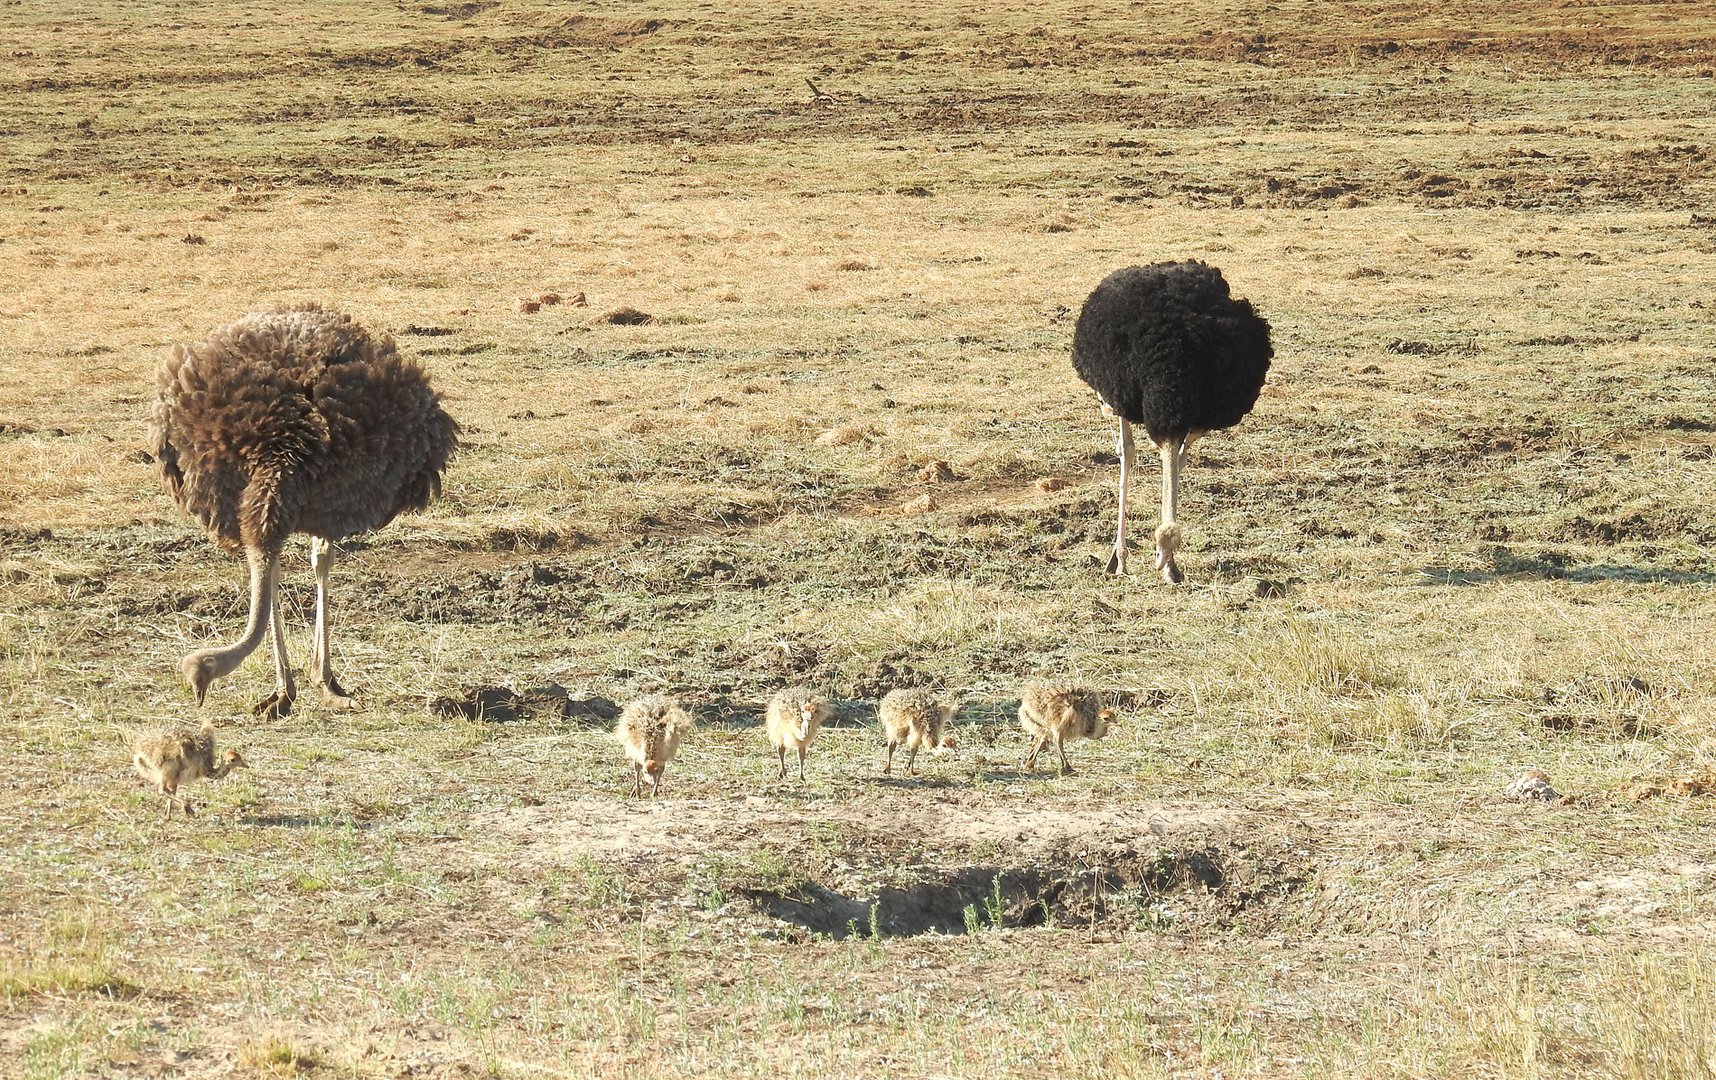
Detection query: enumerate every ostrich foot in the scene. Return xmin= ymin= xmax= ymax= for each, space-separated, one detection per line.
xmin=1159 ymin=559 xmax=1185 ymax=585
xmin=253 ymin=689 xmax=295 ymax=719
xmin=318 ymin=678 xmax=359 ymax=710
xmin=1105 ymin=547 xmax=1128 ymax=575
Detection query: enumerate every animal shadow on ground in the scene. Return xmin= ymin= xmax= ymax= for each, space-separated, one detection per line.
xmin=873 ymin=775 xmax=961 ymax=790
xmin=240 ymin=812 xmax=375 ymax=830
xmin=974 ymin=766 xmax=1063 ymax=783
xmin=1421 ymin=547 xmax=1716 ymax=586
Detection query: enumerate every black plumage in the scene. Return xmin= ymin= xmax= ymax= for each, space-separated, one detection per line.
xmin=1070 ymin=260 xmax=1272 ymax=581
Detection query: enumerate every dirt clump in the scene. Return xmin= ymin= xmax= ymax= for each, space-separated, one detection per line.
xmin=430 ymin=683 xmax=620 ymax=724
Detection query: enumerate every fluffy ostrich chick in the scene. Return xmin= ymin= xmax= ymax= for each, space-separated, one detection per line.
xmin=617 ymin=694 xmax=694 ymax=798
xmin=878 ymin=688 xmax=956 ymax=776
xmin=130 ymin=720 xmax=248 ymax=818
xmin=1018 ymin=682 xmax=1116 ymax=773
xmin=765 ymin=687 xmax=834 ymax=781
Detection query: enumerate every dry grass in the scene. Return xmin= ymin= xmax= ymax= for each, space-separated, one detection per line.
xmin=3 ymin=0 xmax=1716 ymax=1075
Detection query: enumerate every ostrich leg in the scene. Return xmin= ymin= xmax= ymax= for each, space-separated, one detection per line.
xmin=1105 ymin=417 xmax=1135 ymax=575
xmin=254 ymin=571 xmax=297 ymax=718
xmin=309 ymin=537 xmax=358 ymax=709
xmin=1155 ymin=440 xmax=1186 ymax=585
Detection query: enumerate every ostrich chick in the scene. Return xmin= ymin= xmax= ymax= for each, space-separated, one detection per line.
xmin=765 ymin=687 xmax=834 ymax=781
xmin=1071 ymin=260 xmax=1272 ymax=582
xmin=878 ymin=688 xmax=956 ymax=776
xmin=1018 ymin=682 xmax=1116 ymax=773
xmin=616 ymin=694 xmax=694 ymax=798
xmin=130 ymin=720 xmax=248 ymax=818
xmin=150 ymin=303 xmax=459 ymax=717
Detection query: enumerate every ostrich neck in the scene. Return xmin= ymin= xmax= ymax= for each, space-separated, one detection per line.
xmin=200 ymin=546 xmax=280 ymax=679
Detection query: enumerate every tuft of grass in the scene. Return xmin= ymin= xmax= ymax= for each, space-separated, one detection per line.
xmin=2 ymin=909 xmax=137 ymax=1003
xmin=0 ymin=960 xmax=137 ymax=1003
xmin=1379 ymin=949 xmax=1716 ymax=1078
xmin=841 ymin=578 xmax=1020 ymax=663
xmin=1248 ymin=619 xmax=1401 ymax=698
xmin=239 ymin=1039 xmax=321 ymax=1076
xmin=1313 ymin=688 xmax=1470 ymax=749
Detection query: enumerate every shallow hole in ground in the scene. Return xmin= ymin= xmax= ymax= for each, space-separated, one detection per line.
xmin=740 ymin=846 xmax=1290 ymax=938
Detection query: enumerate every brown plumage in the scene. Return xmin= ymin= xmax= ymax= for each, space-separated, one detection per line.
xmin=130 ymin=720 xmax=248 ymax=818
xmin=616 ymin=694 xmax=694 ymax=797
xmin=149 ymin=304 xmax=459 ymax=717
xmin=765 ymin=688 xmax=833 ymax=781
xmin=1018 ymin=682 xmax=1116 ymax=773
xmin=878 ymin=688 xmax=956 ymax=776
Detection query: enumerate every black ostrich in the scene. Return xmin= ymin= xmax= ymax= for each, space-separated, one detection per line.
xmin=1071 ymin=260 xmax=1272 ymax=582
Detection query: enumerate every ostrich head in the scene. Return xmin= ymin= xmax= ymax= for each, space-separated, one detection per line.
xmin=935 ymin=706 xmax=958 ymax=753
xmin=181 ymin=650 xmax=226 ymax=705
xmin=222 ymin=749 xmax=249 ymax=772
xmin=1088 ymin=707 xmax=1118 ymax=740
xmin=1153 ymin=522 xmax=1185 ymax=585
xmin=797 ymin=700 xmax=821 ymax=739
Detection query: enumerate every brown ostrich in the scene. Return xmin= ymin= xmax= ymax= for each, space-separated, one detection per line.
xmin=130 ymin=720 xmax=248 ymax=818
xmin=149 ymin=303 xmax=459 ymax=717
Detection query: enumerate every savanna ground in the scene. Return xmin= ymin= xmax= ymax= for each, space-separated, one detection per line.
xmin=2 ymin=0 xmax=1716 ymax=1075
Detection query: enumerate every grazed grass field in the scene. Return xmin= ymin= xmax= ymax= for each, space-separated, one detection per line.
xmin=3 ymin=0 xmax=1716 ymax=1075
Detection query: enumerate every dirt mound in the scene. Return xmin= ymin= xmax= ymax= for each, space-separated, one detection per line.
xmin=429 ymin=684 xmax=619 ymax=724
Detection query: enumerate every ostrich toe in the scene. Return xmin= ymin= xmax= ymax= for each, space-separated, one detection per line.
xmin=319 ymin=678 xmax=359 ymax=710
xmin=253 ymin=689 xmax=295 ymax=719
